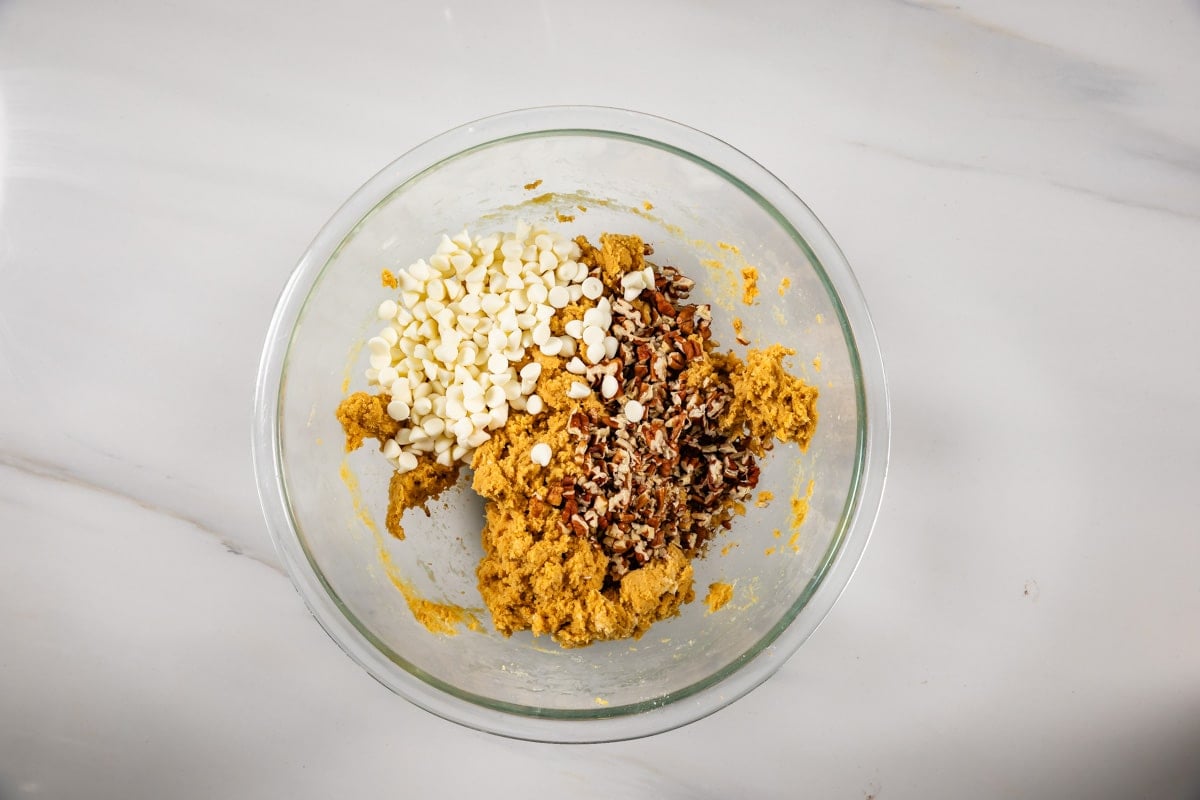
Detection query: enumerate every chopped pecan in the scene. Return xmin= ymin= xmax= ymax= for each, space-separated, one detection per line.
xmin=555 ymin=257 xmax=767 ymax=581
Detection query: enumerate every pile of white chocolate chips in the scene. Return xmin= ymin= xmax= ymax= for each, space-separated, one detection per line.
xmin=364 ymin=222 xmax=657 ymax=473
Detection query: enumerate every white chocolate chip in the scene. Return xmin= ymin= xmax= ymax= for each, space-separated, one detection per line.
xmin=530 ymin=442 xmax=552 ymax=466
xmin=556 ymin=260 xmax=578 ymax=282
xmin=624 ymin=399 xmax=645 ymax=423
xmin=582 ymin=325 xmax=605 ymax=347
xmin=463 ymin=393 xmax=485 ymax=414
xmin=390 ymin=379 xmax=413 ymax=406
xmin=480 ymin=293 xmax=504 ymax=315
xmin=387 ymin=399 xmax=411 ymax=421
xmin=568 ymin=381 xmax=591 ymax=399
xmin=520 ymin=362 xmax=542 ymax=382
xmin=487 ymin=352 xmax=509 ymax=374
xmin=547 ymin=285 xmax=570 ymax=308
xmin=485 ymin=385 xmax=507 ymax=409
xmin=581 ymin=277 xmax=604 ymax=300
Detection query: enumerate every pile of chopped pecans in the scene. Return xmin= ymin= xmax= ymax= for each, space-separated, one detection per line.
xmin=546 ymin=257 xmax=763 ymax=582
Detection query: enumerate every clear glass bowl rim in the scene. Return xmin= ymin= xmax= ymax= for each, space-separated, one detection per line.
xmin=252 ymin=105 xmax=891 ymax=743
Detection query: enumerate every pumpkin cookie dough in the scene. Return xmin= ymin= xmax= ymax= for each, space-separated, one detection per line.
xmin=337 ymin=393 xmax=460 ymax=539
xmin=470 ymin=351 xmax=696 ymax=647
xmin=705 ymin=581 xmax=734 ymax=614
xmin=336 ymin=228 xmax=818 ymax=648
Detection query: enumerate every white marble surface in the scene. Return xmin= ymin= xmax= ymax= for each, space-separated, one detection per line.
xmin=2 ymin=0 xmax=1199 ymax=796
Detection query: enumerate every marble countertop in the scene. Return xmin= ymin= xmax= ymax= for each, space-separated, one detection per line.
xmin=2 ymin=1 xmax=1198 ymax=797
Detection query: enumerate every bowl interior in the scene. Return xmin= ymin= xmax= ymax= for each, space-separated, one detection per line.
xmin=273 ymin=128 xmax=866 ymax=723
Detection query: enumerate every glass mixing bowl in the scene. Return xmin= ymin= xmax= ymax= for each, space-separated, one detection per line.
xmin=252 ymin=106 xmax=889 ymax=742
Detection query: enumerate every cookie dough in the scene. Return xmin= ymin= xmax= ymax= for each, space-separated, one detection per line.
xmin=705 ymin=581 xmax=734 ymax=613
xmin=336 ymin=233 xmax=819 ymax=648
